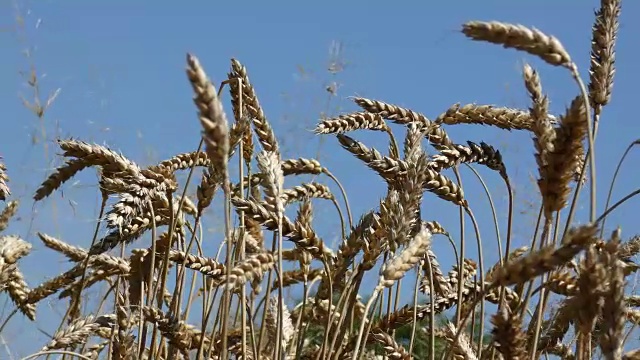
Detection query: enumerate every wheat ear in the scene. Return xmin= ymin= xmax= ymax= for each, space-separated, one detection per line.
xmin=353 ymin=226 xmax=432 ymax=360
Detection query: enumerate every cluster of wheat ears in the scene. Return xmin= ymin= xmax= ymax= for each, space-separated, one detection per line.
xmin=0 ymin=1 xmax=635 ymax=359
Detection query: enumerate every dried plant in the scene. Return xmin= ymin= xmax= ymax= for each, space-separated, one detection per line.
xmin=2 ymin=4 xmax=635 ymax=360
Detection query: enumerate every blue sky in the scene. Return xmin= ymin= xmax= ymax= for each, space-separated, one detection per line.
xmin=1 ymin=0 xmax=639 ymax=357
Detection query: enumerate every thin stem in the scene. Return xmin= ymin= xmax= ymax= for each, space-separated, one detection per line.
xmin=21 ymin=351 xmax=93 ymax=360
xmin=384 ymin=126 xmax=400 ymax=160
xmin=596 ymin=188 xmax=640 ymax=224
xmin=220 ymin=175 xmax=232 ymax=360
xmin=235 ymin=77 xmax=249 ymax=360
xmin=426 ymin=253 xmax=436 ymax=360
xmin=527 ymin=216 xmax=553 ymax=360
xmin=570 ymin=65 xmax=596 ymax=223
xmin=352 ymin=286 xmax=381 ymax=360
xmin=324 ymin=169 xmax=353 ymax=229
xmin=464 ymin=207 xmax=485 ymax=358
xmin=453 ymin=167 xmax=466 ymax=326
xmin=600 ymin=139 xmax=640 ymax=235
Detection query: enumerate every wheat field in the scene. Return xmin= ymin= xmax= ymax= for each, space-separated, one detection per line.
xmin=0 ymin=0 xmax=637 ymax=359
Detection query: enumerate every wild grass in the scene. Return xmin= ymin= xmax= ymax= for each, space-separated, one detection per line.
xmin=0 ymin=0 xmax=637 ymax=359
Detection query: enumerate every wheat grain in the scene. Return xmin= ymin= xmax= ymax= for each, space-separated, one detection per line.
xmin=224 ymin=252 xmax=275 ymax=290
xmin=315 ymin=112 xmax=387 ymax=134
xmin=542 ymin=96 xmax=588 ymax=215
xmin=600 ymin=229 xmax=625 ymax=360
xmin=58 ymin=140 xmax=151 ymax=183
xmin=42 ymin=314 xmax=114 ymax=351
xmin=167 ymin=250 xmax=226 ymax=278
xmin=353 ymin=97 xmax=453 ymax=146
xmin=230 ymin=58 xmax=280 ymax=154
xmin=83 ymin=340 xmax=109 ymax=359
xmin=256 ymin=150 xmax=284 ymax=216
xmin=264 ymin=296 xmax=294 ymax=351
xmin=37 ymin=233 xmax=88 ymax=262
xmin=430 ymin=141 xmax=506 ymax=177
xmin=281 ymin=183 xmax=334 ymax=205
xmin=419 ymin=249 xmax=452 ymax=297
xmin=157 ymin=151 xmax=210 ymax=173
xmin=488 ymin=224 xmax=597 ymax=287
xmin=6 ymin=267 xmax=36 ymax=320
xmin=197 ymin=165 xmax=222 ymax=213
xmin=443 ymin=322 xmax=478 ymax=360
xmin=462 ymin=21 xmax=572 ymax=67
xmin=380 ymin=226 xmax=432 ymax=288
xmin=296 ymin=196 xmax=314 ymax=227
xmin=227 ymin=117 xmax=251 ymax=158
xmin=281 ymin=158 xmax=326 ymax=175
xmin=231 ymin=198 xmax=334 ymax=260
xmin=142 ymin=306 xmax=210 ymax=351
xmin=0 ymin=200 xmax=19 ymax=233
xmin=491 ymin=308 xmax=527 ymax=360
xmin=589 ymin=0 xmax=621 ymax=112
xmin=186 ymin=53 xmax=230 ymax=173
xmin=435 ymin=103 xmax=537 ymax=131
xmin=0 ymin=235 xmax=31 ymax=265
xmin=545 ymin=271 xmax=579 ymax=296
xmin=369 ymin=328 xmax=411 ymax=360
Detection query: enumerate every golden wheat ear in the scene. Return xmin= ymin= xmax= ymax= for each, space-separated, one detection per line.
xmin=0 ymin=200 xmax=19 ymax=233
xmin=186 ymin=53 xmax=230 ymax=173
xmin=588 ymin=0 xmax=621 ymax=114
xmin=462 ymin=21 xmax=572 ymax=67
xmin=230 ymin=58 xmax=280 ymax=155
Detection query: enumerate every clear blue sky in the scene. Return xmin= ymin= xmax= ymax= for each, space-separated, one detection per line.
xmin=1 ymin=0 xmax=639 ymax=357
